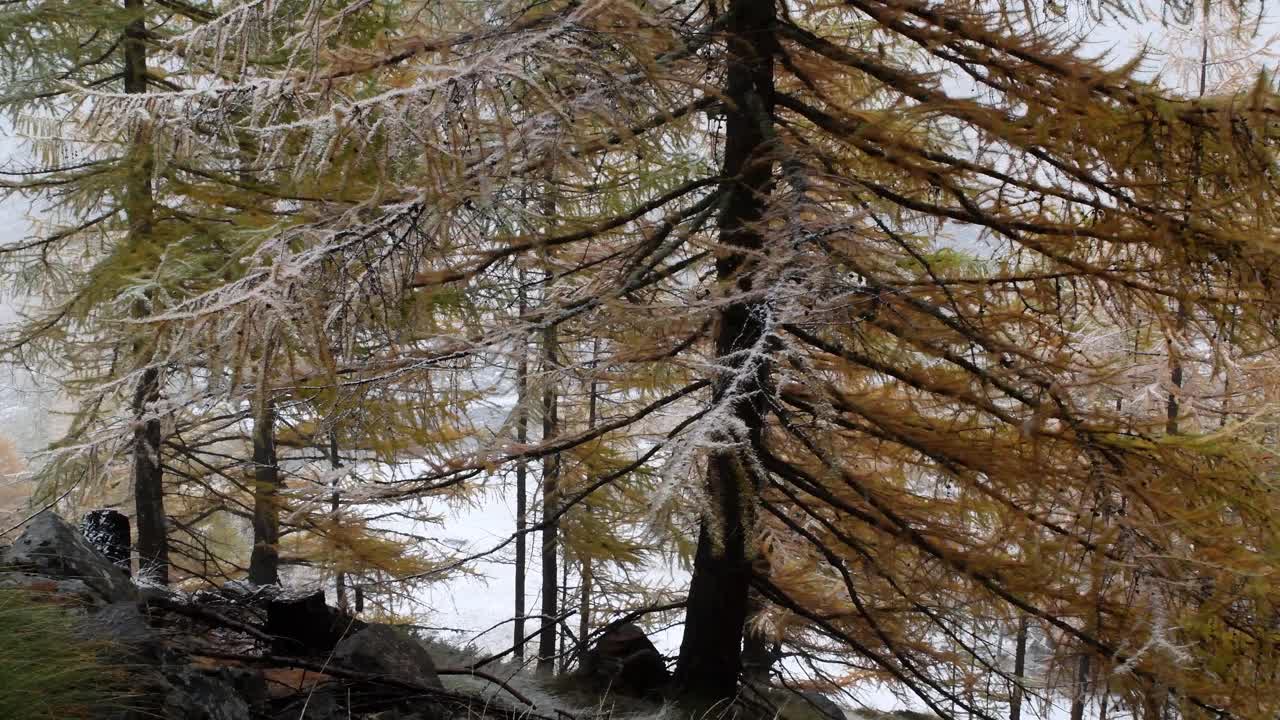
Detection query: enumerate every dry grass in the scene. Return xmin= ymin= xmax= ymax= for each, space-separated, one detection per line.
xmin=0 ymin=588 xmax=132 ymax=718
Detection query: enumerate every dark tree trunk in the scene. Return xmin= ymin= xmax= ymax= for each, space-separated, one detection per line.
xmin=514 ymin=276 xmax=529 ymax=660
xmin=124 ymin=0 xmax=168 ymax=586
xmin=132 ymin=367 xmax=168 ymax=583
xmin=1070 ymin=652 xmax=1090 ymax=720
xmin=576 ymin=343 xmax=598 ymax=664
xmin=1010 ymin=616 xmax=1028 ymax=720
xmin=537 ymin=319 xmax=560 ymax=672
xmin=329 ymin=430 xmax=348 ymax=611
xmin=248 ymin=398 xmax=281 ymax=585
xmin=1166 ymin=359 xmax=1183 ymax=435
xmin=673 ymin=0 xmax=777 ymax=703
xmin=578 ymin=557 xmax=592 ymax=661
xmin=741 ymin=597 xmax=774 ymax=685
xmin=559 ymin=547 xmax=571 ymax=673
xmin=1143 ymin=687 xmax=1165 ymax=720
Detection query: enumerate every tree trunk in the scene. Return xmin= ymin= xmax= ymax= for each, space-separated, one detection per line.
xmin=132 ymin=367 xmax=168 ymax=583
xmin=1010 ymin=616 xmax=1028 ymax=720
xmin=537 ymin=318 xmax=560 ymax=672
xmin=575 ymin=342 xmax=598 ymax=666
xmin=741 ymin=593 xmax=774 ymax=684
xmin=1143 ymin=686 xmax=1165 ymax=720
xmin=124 ymin=0 xmax=168 ymax=585
xmin=559 ymin=547 xmax=571 ymax=673
xmin=578 ymin=556 xmax=592 ymax=662
xmin=673 ymin=0 xmax=776 ymax=703
xmin=1069 ymin=652 xmax=1090 ymax=720
xmin=329 ymin=430 xmax=347 ymax=611
xmin=248 ymin=395 xmax=280 ymax=585
xmin=514 ymin=275 xmax=530 ymax=660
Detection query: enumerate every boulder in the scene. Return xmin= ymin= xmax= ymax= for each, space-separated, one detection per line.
xmin=0 ymin=570 xmax=102 ymax=606
xmin=1 ymin=512 xmax=136 ymax=604
xmin=267 ymin=589 xmax=366 ymax=654
xmin=333 ymin=623 xmax=443 ymax=688
xmin=160 ymin=667 xmax=254 ymax=720
xmin=80 ymin=599 xmax=157 ymax=648
xmin=579 ymin=622 xmax=669 ymax=697
xmin=791 ymin=691 xmax=846 ymax=720
xmin=275 ymin=688 xmax=342 ymax=720
xmin=753 ymin=688 xmax=848 ymax=720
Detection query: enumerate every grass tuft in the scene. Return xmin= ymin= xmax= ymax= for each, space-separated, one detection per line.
xmin=0 ymin=588 xmax=132 ymax=719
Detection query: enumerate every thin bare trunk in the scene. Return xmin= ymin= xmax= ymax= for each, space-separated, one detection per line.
xmin=1069 ymin=652 xmax=1090 ymax=720
xmin=247 ymin=395 xmax=280 ymax=585
xmin=329 ymin=430 xmax=347 ymax=611
xmin=1010 ymin=616 xmax=1028 ymax=720
xmin=131 ymin=367 xmax=167 ymax=582
xmin=578 ymin=557 xmax=592 ymax=662
xmin=575 ymin=337 xmax=599 ymax=664
xmin=124 ymin=0 xmax=168 ymax=584
xmin=248 ymin=333 xmax=280 ymax=586
xmin=514 ymin=274 xmax=529 ymax=660
xmin=537 ymin=315 xmax=560 ymax=672
xmin=559 ymin=549 xmax=570 ymax=673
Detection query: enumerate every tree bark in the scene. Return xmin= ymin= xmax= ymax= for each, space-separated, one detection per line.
xmin=1069 ymin=652 xmax=1090 ymax=720
xmin=329 ymin=430 xmax=347 ymax=611
xmin=578 ymin=557 xmax=592 ymax=662
xmin=1010 ymin=616 xmax=1028 ymax=720
xmin=132 ymin=366 xmax=168 ymax=583
xmin=559 ymin=546 xmax=571 ymax=673
xmin=123 ymin=0 xmax=169 ymax=585
xmin=741 ymin=593 xmax=774 ymax=684
xmin=514 ymin=274 xmax=530 ymax=660
xmin=575 ymin=340 xmax=598 ymax=666
xmin=673 ymin=0 xmax=777 ymax=703
xmin=248 ymin=395 xmax=280 ymax=585
xmin=537 ymin=317 xmax=560 ymax=672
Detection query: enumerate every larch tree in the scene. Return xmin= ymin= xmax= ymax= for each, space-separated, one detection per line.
xmin=13 ymin=0 xmax=1280 ymax=717
xmin=0 ymin=0 xmax=233 ymax=582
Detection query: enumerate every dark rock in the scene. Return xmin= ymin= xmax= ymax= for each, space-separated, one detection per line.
xmin=794 ymin=691 xmax=846 ymax=720
xmin=0 ymin=570 xmax=102 ymax=605
xmin=1 ymin=512 xmax=136 ymax=603
xmin=579 ymin=622 xmax=669 ymax=698
xmin=333 ymin=623 xmax=443 ymax=688
xmin=219 ymin=667 xmax=269 ymax=711
xmin=267 ymin=589 xmax=366 ymax=654
xmin=751 ymin=688 xmax=847 ymax=720
xmin=81 ymin=509 xmax=132 ymax=576
xmin=79 ymin=599 xmax=158 ymax=649
xmin=297 ymin=689 xmax=341 ymax=719
xmin=161 ymin=667 xmax=253 ymax=720
xmin=365 ymin=711 xmax=439 ymax=720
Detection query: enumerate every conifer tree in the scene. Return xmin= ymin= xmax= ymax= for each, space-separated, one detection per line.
xmin=15 ymin=0 xmax=1280 ymax=715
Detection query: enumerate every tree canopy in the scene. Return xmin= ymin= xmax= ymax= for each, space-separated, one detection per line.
xmin=5 ymin=0 xmax=1280 ymax=717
